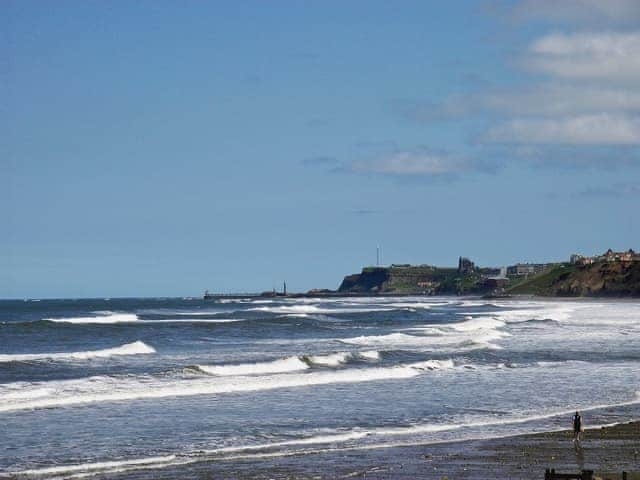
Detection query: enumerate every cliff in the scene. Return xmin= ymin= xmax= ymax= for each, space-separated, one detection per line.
xmin=506 ymin=261 xmax=640 ymax=297
xmin=337 ymin=265 xmax=484 ymax=295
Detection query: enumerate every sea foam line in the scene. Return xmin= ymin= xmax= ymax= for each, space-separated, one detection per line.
xmin=248 ymin=305 xmax=396 ymax=314
xmin=40 ymin=315 xmax=245 ymax=325
xmin=46 ymin=313 xmax=140 ymax=324
xmin=0 ymin=341 xmax=155 ymax=362
xmin=195 ymin=351 xmax=381 ymax=376
xmin=0 ymin=359 xmax=448 ymax=413
xmin=12 ymin=392 xmax=640 ymax=479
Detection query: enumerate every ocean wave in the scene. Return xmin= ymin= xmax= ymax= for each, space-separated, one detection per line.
xmin=339 ymin=330 xmax=508 ymax=349
xmin=195 ymin=357 xmax=310 ymax=376
xmin=385 ymin=302 xmax=436 ymax=309
xmin=46 ymin=313 xmax=139 ymax=324
xmin=358 ymin=350 xmax=380 ymax=360
xmin=304 ymin=352 xmax=353 ymax=367
xmin=144 ymin=318 xmax=245 ymax=324
xmin=13 ymin=391 xmax=640 ymax=479
xmin=194 ymin=350 xmax=382 ymax=376
xmin=28 ymin=316 xmax=245 ymax=326
xmin=449 ymin=316 xmax=506 ymax=332
xmin=0 ymin=341 xmax=155 ymax=362
xmin=536 ymin=360 xmax=590 ymax=368
xmin=492 ymin=306 xmax=575 ymax=323
xmin=0 ymin=359 xmax=450 ymax=413
xmin=248 ymin=305 xmax=397 ymax=315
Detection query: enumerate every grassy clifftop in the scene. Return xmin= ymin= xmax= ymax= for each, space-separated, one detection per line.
xmin=507 ymin=261 xmax=640 ymax=297
xmin=337 ymin=265 xmax=481 ymax=295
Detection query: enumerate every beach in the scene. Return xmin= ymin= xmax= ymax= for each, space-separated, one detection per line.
xmin=167 ymin=421 xmax=639 ymax=479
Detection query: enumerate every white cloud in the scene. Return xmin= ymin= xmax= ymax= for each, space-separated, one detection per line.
xmin=478 ymin=32 xmax=640 ymax=147
xmin=527 ymin=32 xmax=640 ymax=82
xmin=480 ymin=85 xmax=640 ymax=116
xmin=428 ymin=85 xmax=640 ymax=118
xmin=350 ymin=150 xmax=476 ymax=176
xmin=485 ymin=114 xmax=640 ymax=145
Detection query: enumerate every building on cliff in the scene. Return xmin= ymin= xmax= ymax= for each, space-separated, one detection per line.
xmin=507 ymin=263 xmax=548 ymax=276
xmin=601 ymin=248 xmax=639 ymax=262
xmin=457 ymin=257 xmax=475 ymax=274
xmin=572 ymin=249 xmax=639 ymax=266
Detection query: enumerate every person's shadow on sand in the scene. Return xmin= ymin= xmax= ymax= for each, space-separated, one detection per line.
xmin=574 ymin=437 xmax=585 ymax=471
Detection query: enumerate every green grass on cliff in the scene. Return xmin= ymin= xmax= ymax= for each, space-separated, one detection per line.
xmin=506 ymin=264 xmax=577 ymax=295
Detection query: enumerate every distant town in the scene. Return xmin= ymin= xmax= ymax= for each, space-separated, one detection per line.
xmin=205 ymin=248 xmax=640 ymax=300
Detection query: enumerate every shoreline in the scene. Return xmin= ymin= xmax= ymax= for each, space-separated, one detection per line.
xmin=160 ymin=421 xmax=640 ymax=479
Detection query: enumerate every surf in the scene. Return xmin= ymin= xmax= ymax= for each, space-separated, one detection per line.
xmin=0 ymin=341 xmax=156 ymax=362
xmin=0 ymin=358 xmax=451 ymax=413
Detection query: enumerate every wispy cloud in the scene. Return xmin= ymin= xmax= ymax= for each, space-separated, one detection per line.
xmin=527 ymin=32 xmax=640 ymax=83
xmin=577 ymin=182 xmax=640 ymax=197
xmin=351 ymin=209 xmax=378 ymax=215
xmin=396 ymin=85 xmax=640 ymax=121
xmin=479 ymin=30 xmax=640 ymax=149
xmin=479 ymin=85 xmax=640 ymax=116
xmin=301 ymin=155 xmax=340 ymax=167
xmin=348 ymin=148 xmax=493 ymax=177
xmin=485 ymin=114 xmax=640 ymax=145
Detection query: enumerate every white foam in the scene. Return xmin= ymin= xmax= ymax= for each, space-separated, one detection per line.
xmin=358 ymin=350 xmax=380 ymax=360
xmin=248 ymin=305 xmax=395 ymax=314
xmin=47 ymin=313 xmax=139 ymax=324
xmin=143 ymin=318 xmax=245 ymax=324
xmin=340 ymin=330 xmax=508 ymax=349
xmin=2 ymin=387 xmax=55 ymax=400
xmin=408 ymin=359 xmax=455 ymax=371
xmin=0 ymin=361 xmax=449 ymax=413
xmin=207 ymin=430 xmax=371 ymax=454
xmin=16 ymin=392 xmax=640 ymax=479
xmin=16 ymin=455 xmax=178 ymax=476
xmin=449 ymin=317 xmax=506 ymax=332
xmin=305 ymin=352 xmax=353 ymax=367
xmin=385 ymin=302 xmax=435 ymax=309
xmin=196 ymin=357 xmax=309 ymax=376
xmin=0 ymin=341 xmax=156 ymax=362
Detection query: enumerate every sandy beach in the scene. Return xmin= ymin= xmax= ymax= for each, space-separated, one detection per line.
xmin=168 ymin=420 xmax=639 ymax=479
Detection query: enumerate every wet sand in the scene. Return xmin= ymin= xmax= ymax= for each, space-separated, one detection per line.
xmin=162 ymin=420 xmax=640 ymax=479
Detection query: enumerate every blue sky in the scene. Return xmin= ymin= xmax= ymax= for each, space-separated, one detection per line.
xmin=3 ymin=1 xmax=639 ymax=298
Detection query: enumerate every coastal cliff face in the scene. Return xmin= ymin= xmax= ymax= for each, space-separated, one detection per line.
xmin=338 ymin=267 xmax=390 ymax=293
xmin=337 ymin=265 xmax=479 ymax=295
xmin=507 ymin=261 xmax=640 ymax=297
xmin=338 ymin=261 xmax=640 ymax=297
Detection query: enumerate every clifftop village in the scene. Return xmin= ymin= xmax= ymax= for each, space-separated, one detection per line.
xmin=333 ymin=247 xmax=640 ymax=296
xmin=445 ymin=248 xmax=639 ymax=293
xmin=205 ymin=248 xmax=640 ymax=299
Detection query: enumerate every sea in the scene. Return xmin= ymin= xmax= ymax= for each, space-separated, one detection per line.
xmin=0 ymin=296 xmax=638 ymax=479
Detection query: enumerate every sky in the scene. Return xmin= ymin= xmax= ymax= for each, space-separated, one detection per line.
xmin=2 ymin=0 xmax=639 ymax=298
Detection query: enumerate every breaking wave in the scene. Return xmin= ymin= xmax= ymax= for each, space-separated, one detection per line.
xmin=195 ymin=357 xmax=309 ymax=376
xmin=46 ymin=313 xmax=140 ymax=324
xmin=0 ymin=341 xmax=156 ymax=362
xmin=0 ymin=358 xmax=450 ymax=413
xmin=194 ymin=350 xmax=382 ymax=376
xmin=304 ymin=352 xmax=353 ymax=367
xmin=12 ymin=391 xmax=640 ymax=479
xmin=339 ymin=329 xmax=508 ymax=349
xmin=449 ymin=317 xmax=506 ymax=331
xmin=248 ymin=305 xmax=396 ymax=315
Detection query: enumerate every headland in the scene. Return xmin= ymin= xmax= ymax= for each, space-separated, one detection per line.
xmin=205 ymin=248 xmax=640 ymax=299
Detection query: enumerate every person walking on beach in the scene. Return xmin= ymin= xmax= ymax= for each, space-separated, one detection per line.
xmin=573 ymin=411 xmax=582 ymax=442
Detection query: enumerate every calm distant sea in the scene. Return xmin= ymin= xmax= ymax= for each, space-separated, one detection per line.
xmin=1 ymin=296 xmax=639 ymax=478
